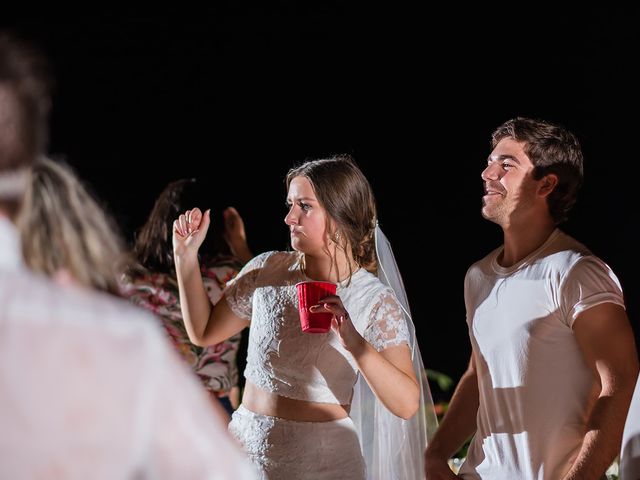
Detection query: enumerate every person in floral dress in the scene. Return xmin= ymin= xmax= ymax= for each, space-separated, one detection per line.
xmin=125 ymin=178 xmax=253 ymax=416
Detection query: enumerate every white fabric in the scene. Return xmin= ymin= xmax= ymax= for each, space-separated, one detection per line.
xmin=621 ymin=373 xmax=640 ymax=480
xmin=350 ymin=224 xmax=438 ymax=480
xmin=229 ymin=405 xmax=365 ymax=479
xmin=459 ymin=229 xmax=625 ymax=480
xmin=224 ymin=250 xmax=410 ymax=404
xmin=0 ymin=167 xmax=28 ymax=199
xmin=0 ymin=216 xmax=256 ymax=480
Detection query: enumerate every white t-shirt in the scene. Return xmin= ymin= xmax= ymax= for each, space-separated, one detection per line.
xmin=0 ymin=217 xmax=256 ymax=480
xmin=459 ymin=229 xmax=625 ymax=480
xmin=224 ymin=251 xmax=410 ymax=404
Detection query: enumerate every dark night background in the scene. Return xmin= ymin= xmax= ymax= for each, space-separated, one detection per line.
xmin=3 ymin=5 xmax=639 ymax=402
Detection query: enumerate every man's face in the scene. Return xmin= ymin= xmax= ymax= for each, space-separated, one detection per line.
xmin=481 ymin=137 xmax=540 ymax=227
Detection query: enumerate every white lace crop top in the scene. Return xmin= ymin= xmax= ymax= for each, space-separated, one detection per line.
xmin=224 ymin=251 xmax=411 ymax=405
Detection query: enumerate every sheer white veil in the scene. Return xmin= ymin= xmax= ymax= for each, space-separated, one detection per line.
xmin=350 ymin=223 xmax=438 ymax=480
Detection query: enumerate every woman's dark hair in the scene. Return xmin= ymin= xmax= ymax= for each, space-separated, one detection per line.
xmin=134 ymin=178 xmax=229 ymax=273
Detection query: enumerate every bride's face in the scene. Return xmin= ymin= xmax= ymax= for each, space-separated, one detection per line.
xmin=284 ymin=176 xmax=330 ymax=254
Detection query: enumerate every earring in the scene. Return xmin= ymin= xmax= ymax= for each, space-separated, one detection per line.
xmin=334 ymin=232 xmax=341 ymax=242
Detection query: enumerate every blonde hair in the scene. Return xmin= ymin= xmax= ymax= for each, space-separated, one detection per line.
xmin=17 ymin=158 xmax=127 ymax=296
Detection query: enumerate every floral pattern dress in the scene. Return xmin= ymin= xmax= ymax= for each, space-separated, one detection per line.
xmin=124 ymin=256 xmax=243 ymax=399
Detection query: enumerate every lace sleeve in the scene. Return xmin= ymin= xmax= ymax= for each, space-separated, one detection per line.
xmin=363 ymin=288 xmax=411 ymax=352
xmin=223 ymin=251 xmax=271 ymax=321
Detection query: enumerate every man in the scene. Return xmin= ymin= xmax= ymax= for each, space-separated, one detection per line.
xmin=0 ymin=32 xmax=255 ymax=479
xmin=424 ymin=117 xmax=639 ymax=480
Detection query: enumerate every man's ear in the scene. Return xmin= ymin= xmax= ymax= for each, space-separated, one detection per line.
xmin=538 ymin=174 xmax=558 ymax=197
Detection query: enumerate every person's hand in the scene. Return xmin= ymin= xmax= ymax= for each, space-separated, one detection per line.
xmin=223 ymin=207 xmax=252 ymax=264
xmin=424 ymin=454 xmax=459 ymax=479
xmin=310 ymin=295 xmax=366 ymax=354
xmin=172 ymin=207 xmax=211 ymax=260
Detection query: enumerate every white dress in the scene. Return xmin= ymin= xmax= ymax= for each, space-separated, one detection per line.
xmin=224 ymin=251 xmax=410 ymax=479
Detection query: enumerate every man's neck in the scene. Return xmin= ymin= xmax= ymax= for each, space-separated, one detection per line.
xmin=500 ymin=218 xmax=556 ymax=268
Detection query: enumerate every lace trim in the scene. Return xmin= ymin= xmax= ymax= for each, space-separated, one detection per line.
xmin=364 ymin=290 xmax=410 ymax=351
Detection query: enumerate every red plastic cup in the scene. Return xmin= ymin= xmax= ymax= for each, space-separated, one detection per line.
xmin=295 ymin=280 xmax=337 ymax=333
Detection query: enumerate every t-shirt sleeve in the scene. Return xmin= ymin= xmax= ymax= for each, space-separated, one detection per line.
xmin=560 ymin=256 xmax=625 ymax=328
xmin=363 ymin=288 xmax=411 ymax=352
xmin=223 ymin=252 xmax=271 ymax=321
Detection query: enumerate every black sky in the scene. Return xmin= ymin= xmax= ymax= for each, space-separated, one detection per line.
xmin=4 ymin=5 xmax=639 ymax=400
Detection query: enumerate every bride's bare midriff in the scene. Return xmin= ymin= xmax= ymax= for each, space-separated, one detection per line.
xmin=242 ymin=381 xmax=350 ymax=421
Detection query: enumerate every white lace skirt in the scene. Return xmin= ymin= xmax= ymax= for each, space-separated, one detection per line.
xmin=229 ymin=405 xmax=366 ymax=480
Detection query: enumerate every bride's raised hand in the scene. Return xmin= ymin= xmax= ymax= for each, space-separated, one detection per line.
xmin=172 ymin=207 xmax=211 ymax=260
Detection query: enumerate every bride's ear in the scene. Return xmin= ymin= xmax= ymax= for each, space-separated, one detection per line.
xmin=326 ymin=219 xmax=338 ymax=243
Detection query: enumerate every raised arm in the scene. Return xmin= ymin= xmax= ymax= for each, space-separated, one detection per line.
xmin=173 ymin=208 xmax=249 ymax=347
xmin=561 ymin=303 xmax=639 ymax=480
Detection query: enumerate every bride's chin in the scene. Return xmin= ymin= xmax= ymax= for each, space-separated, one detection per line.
xmin=290 ymin=238 xmax=303 ymax=252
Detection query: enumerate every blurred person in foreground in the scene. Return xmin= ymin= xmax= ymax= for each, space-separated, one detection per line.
xmin=17 ymin=156 xmax=127 ymax=295
xmin=0 ymin=31 xmax=255 ymax=480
